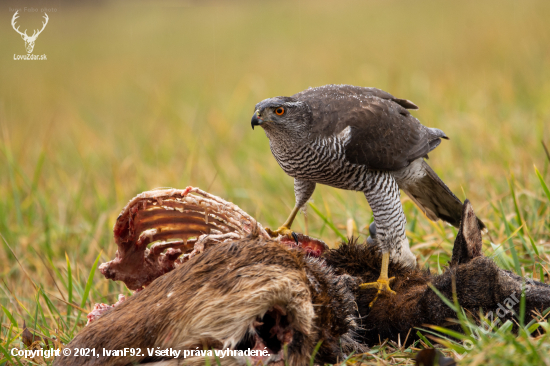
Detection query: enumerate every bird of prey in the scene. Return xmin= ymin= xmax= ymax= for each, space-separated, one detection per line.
xmin=251 ymin=84 xmax=483 ymax=303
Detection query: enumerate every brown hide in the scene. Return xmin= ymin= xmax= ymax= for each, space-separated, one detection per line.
xmin=55 ymin=239 xmax=364 ymax=366
xmin=324 ymin=200 xmax=550 ymax=346
xmin=55 ymin=201 xmax=550 ymax=365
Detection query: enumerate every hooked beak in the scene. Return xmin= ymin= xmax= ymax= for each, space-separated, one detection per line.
xmin=251 ymin=111 xmax=263 ymax=130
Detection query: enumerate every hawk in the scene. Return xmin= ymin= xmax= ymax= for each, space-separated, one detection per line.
xmin=251 ymin=84 xmax=484 ymax=302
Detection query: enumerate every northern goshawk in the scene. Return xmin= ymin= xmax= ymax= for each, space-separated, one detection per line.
xmin=251 ymin=84 xmax=484 ymax=302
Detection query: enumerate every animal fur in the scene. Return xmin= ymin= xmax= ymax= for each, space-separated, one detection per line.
xmin=54 ymin=201 xmax=550 ymax=365
xmin=324 ymin=200 xmax=550 ymax=346
xmin=55 ymin=239 xmax=365 ymax=366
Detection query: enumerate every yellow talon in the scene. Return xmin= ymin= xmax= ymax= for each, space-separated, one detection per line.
xmin=360 ymin=277 xmax=396 ymax=307
xmin=359 ymin=252 xmax=396 ymax=307
xmin=267 ymin=205 xmax=302 ymax=239
xmin=265 ymin=226 xmax=294 ymax=238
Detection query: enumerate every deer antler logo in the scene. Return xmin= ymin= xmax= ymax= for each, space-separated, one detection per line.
xmin=11 ymin=11 xmax=49 ymax=54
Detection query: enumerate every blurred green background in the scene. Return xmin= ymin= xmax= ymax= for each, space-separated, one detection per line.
xmin=1 ymin=0 xmax=550 ymax=360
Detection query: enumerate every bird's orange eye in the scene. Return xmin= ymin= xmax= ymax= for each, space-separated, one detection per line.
xmin=275 ymin=107 xmax=285 ymax=116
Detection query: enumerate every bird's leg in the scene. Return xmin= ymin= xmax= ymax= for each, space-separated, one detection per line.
xmin=360 ymin=172 xmax=414 ymax=306
xmin=359 ymin=252 xmax=396 ymax=307
xmin=266 ymin=179 xmax=316 ymax=239
xmin=265 ymin=205 xmax=301 ymax=238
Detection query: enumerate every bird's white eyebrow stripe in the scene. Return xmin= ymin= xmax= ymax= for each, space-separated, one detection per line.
xmin=283 ymin=101 xmax=305 ymax=107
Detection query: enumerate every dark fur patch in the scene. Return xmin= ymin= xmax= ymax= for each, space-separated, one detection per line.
xmin=55 ymin=206 xmax=550 ymax=365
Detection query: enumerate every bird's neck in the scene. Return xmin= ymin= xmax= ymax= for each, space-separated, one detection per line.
xmin=264 ymin=127 xmax=305 ymax=152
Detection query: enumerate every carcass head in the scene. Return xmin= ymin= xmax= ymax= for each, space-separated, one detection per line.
xmin=56 ymin=238 xmax=360 ymax=366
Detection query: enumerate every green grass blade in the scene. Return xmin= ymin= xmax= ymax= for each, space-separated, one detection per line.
xmin=66 ymin=252 xmax=73 ymax=325
xmin=499 ymin=201 xmax=521 ymax=275
xmin=527 ymin=234 xmax=539 ymax=256
xmin=71 ymin=252 xmax=101 ymax=333
xmin=32 ymin=291 xmax=40 ymax=343
xmin=496 ymin=320 xmax=514 ymax=335
xmin=415 ymin=331 xmax=434 ymax=348
xmin=339 ymin=350 xmax=356 ymax=364
xmin=490 ymin=242 xmax=512 ymax=270
xmin=309 ymin=340 xmax=323 ymax=366
xmin=527 ymin=322 xmax=540 ymax=334
xmin=212 ymin=348 xmax=222 ymax=366
xmin=40 ymin=287 xmax=68 ymax=331
xmin=426 ymin=325 xmax=471 ymax=341
xmin=534 ymin=165 xmax=550 ymax=203
xmin=508 ymin=175 xmax=524 ymax=236
xmin=308 ymin=202 xmax=347 ymax=242
xmin=1 ymin=305 xmax=17 ymax=327
xmin=428 ymin=284 xmax=458 ymax=312
xmin=30 ymin=150 xmax=46 ymax=194
xmin=47 ymin=256 xmax=67 ymax=289
xmin=0 ymin=142 xmax=22 ymax=226
xmin=0 ymin=342 xmax=24 ymax=366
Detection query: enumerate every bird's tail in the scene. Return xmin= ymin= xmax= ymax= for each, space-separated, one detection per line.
xmin=401 ymin=160 xmax=485 ymax=230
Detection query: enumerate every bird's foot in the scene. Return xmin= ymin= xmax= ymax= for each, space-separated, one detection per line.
xmin=266 ymin=226 xmax=294 ymax=239
xmin=359 ymin=277 xmax=396 ymax=307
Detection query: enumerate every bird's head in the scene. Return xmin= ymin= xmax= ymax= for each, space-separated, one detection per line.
xmin=251 ymin=97 xmax=311 ymax=136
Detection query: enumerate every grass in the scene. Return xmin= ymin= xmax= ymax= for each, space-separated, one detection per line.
xmin=1 ymin=0 xmax=550 ymax=364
